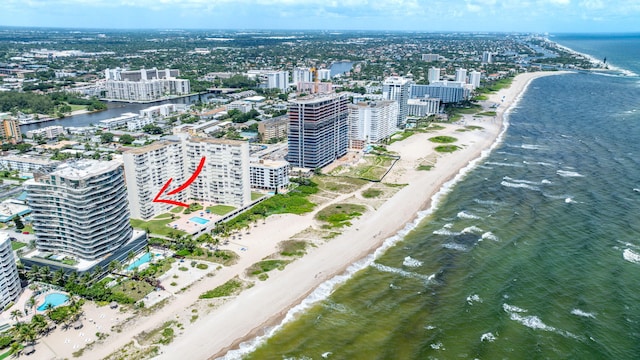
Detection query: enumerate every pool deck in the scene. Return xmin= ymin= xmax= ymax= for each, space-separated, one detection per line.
xmin=166 ymin=208 xmax=225 ymax=235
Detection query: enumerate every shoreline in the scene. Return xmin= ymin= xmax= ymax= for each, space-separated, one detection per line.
xmin=25 ymin=71 xmax=568 ymax=360
xmin=165 ymin=71 xmax=569 ymax=360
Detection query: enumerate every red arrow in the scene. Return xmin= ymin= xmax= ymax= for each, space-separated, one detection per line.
xmin=152 ymin=156 xmax=206 ymax=208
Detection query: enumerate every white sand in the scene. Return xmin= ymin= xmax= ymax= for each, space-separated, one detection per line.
xmin=37 ymin=71 xmax=567 ymax=360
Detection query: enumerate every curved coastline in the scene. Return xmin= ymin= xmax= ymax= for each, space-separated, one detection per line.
xmin=57 ymin=71 xmax=570 ymax=360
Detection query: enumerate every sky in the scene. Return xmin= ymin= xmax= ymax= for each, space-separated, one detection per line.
xmin=1 ymin=0 xmax=639 ymax=33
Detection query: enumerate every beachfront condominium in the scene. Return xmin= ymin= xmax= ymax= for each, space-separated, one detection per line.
xmin=287 ymin=93 xmax=349 ymax=169
xmin=382 ymin=76 xmax=412 ymax=127
xmin=427 ymin=67 xmax=441 ymax=84
xmin=186 ymin=137 xmax=251 ymax=207
xmin=249 ymin=160 xmax=290 ymax=191
xmin=123 ymin=139 xmax=187 ymax=220
xmin=347 ymin=100 xmax=399 ymax=149
xmin=0 ymin=233 xmax=21 ymax=310
xmin=104 ymin=67 xmax=190 ymax=102
xmin=410 ymin=83 xmax=470 ymax=104
xmin=123 ymin=136 xmax=251 ymax=220
xmin=407 ymin=98 xmax=441 ymax=117
xmin=25 ymin=160 xmax=134 ymax=261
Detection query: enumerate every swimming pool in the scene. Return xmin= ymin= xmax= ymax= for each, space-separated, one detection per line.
xmin=127 ymin=252 xmax=152 ymax=271
xmin=190 ymin=216 xmax=210 ymax=225
xmin=37 ymin=293 xmax=69 ymax=311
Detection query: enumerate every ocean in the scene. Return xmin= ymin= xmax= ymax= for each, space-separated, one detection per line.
xmin=232 ymin=34 xmax=640 ymax=359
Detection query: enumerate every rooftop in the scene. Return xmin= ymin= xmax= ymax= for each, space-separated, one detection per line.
xmin=49 ymin=159 xmax=122 ymax=180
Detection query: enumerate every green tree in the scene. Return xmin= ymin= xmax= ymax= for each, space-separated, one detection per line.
xmin=119 ymin=134 xmax=135 ymax=145
xmin=100 ymin=132 xmax=114 ymax=143
xmin=16 ymin=143 xmax=33 ymax=153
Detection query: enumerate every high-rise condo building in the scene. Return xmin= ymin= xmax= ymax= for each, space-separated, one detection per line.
xmin=469 ymin=70 xmax=482 ymax=89
xmin=0 ymin=233 xmax=21 ymax=310
xmin=185 ymin=137 xmax=251 ymax=207
xmin=123 ymin=137 xmax=251 ymax=220
xmin=25 ymin=160 xmax=133 ymax=261
xmin=427 ymin=67 xmax=441 ymax=84
xmin=292 ymin=67 xmax=313 ymax=86
xmin=455 ymin=68 xmax=468 ymax=83
xmin=104 ymin=67 xmax=190 ymax=102
xmin=382 ymin=76 xmax=412 ymax=127
xmin=421 ymin=54 xmax=440 ymax=62
xmin=123 ymin=140 xmax=187 ymax=220
xmin=287 ymin=93 xmax=349 ymax=169
xmin=347 ymin=101 xmax=399 ymax=149
xmin=482 ymin=51 xmax=493 ymax=64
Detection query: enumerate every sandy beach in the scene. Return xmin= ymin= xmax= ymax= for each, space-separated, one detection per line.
xmin=24 ymin=70 xmax=568 ymax=360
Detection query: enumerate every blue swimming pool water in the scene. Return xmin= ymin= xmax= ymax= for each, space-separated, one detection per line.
xmin=127 ymin=252 xmax=151 ymax=271
xmin=37 ymin=293 xmax=68 ymax=311
xmin=190 ymin=216 xmax=209 ymax=225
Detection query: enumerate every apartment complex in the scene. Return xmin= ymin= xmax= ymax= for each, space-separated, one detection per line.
xmin=469 ymin=70 xmax=482 ymax=89
xmin=249 ymin=160 xmax=290 ymax=191
xmin=1 ymin=118 xmax=22 ymax=144
xmin=25 ymin=160 xmax=134 ymax=261
xmin=410 ymin=83 xmax=470 ymax=104
xmin=382 ymin=76 xmax=412 ymax=127
xmin=427 ymin=67 xmax=441 ymax=83
xmin=258 ymin=115 xmax=288 ymax=143
xmin=186 ymin=137 xmax=251 ymax=207
xmin=123 ymin=140 xmax=187 ymax=220
xmin=0 ymin=155 xmax=59 ymax=173
xmin=123 ymin=137 xmax=250 ymax=220
xmin=287 ymin=93 xmax=349 ymax=169
xmin=347 ymin=100 xmax=399 ymax=149
xmin=0 ymin=233 xmax=21 ymax=310
xmin=407 ymin=98 xmax=441 ymax=117
xmin=26 ymin=125 xmax=64 ymax=139
xmin=104 ymin=67 xmax=190 ymax=102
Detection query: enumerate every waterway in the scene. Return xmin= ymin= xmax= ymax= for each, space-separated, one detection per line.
xmin=19 ymin=93 xmax=218 ymax=132
xmin=330 ymin=61 xmax=354 ymax=77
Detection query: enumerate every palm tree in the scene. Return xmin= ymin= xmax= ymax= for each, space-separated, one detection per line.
xmin=52 ymin=268 xmax=65 ymax=286
xmin=25 ymin=296 xmax=36 ymax=316
xmin=39 ymin=266 xmax=51 ymax=283
xmin=10 ymin=310 xmax=23 ymax=324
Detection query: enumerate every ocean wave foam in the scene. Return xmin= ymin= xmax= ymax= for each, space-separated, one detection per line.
xmin=424 ymin=325 xmax=437 ymax=330
xmin=433 ymin=228 xmax=461 ymax=236
xmin=474 ymin=198 xmax=499 ymax=205
xmin=430 ymin=342 xmax=444 ymax=350
xmin=571 ymin=309 xmax=596 ymax=318
xmin=557 ymin=170 xmax=584 ymax=178
xmin=462 ymin=226 xmax=484 ymax=234
xmin=623 ymin=248 xmax=640 ymax=264
xmin=458 ymin=211 xmax=481 ymax=220
xmin=541 ymin=179 xmax=553 ymax=184
xmin=501 ymin=181 xmax=540 ymax=191
xmin=481 ymin=232 xmax=499 ymax=242
xmin=480 ymin=332 xmax=496 ymax=342
xmin=371 ymin=262 xmax=435 ymax=284
xmin=485 ymin=161 xmax=523 ymax=168
xmin=503 ymin=176 xmax=544 ymax=185
xmin=467 ymin=294 xmax=483 ymax=305
xmin=565 ymin=197 xmax=576 ymax=204
xmin=503 ymin=303 xmax=580 ymax=339
xmin=442 ymin=243 xmax=469 ymax=251
xmin=403 ymin=256 xmax=423 ymax=268
xmin=521 ymin=144 xmax=544 ymax=150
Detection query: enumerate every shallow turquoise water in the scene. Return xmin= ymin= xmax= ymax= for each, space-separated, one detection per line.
xmin=37 ymin=293 xmax=68 ymax=311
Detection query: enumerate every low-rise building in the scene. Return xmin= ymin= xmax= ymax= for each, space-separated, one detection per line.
xmin=26 ymin=125 xmax=64 ymax=139
xmin=258 ymin=115 xmax=288 ymax=143
xmin=99 ymin=112 xmax=138 ymax=130
xmin=0 ymin=155 xmax=59 ymax=173
xmin=249 ymin=159 xmax=290 ymax=191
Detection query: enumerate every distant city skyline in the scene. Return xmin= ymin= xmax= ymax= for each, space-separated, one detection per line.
xmin=1 ymin=0 xmax=638 ymax=33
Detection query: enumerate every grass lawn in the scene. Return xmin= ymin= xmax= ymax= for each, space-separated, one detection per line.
xmin=251 ymin=192 xmax=264 ymax=201
xmin=417 ymin=165 xmax=434 ymax=171
xmin=316 ymin=203 xmax=367 ymax=228
xmin=68 ymin=104 xmax=87 ymax=112
xmin=112 ymin=280 xmax=155 ymax=302
xmin=0 ymin=351 xmax=11 ymax=360
xmin=314 ymin=176 xmax=368 ymax=194
xmin=477 ymin=111 xmax=497 ymax=116
xmin=206 ymin=205 xmax=236 ymax=215
xmin=170 ymin=207 xmax=183 ymax=214
xmin=11 ymin=241 xmax=27 ymax=250
xmin=130 ymin=218 xmax=186 ymax=237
